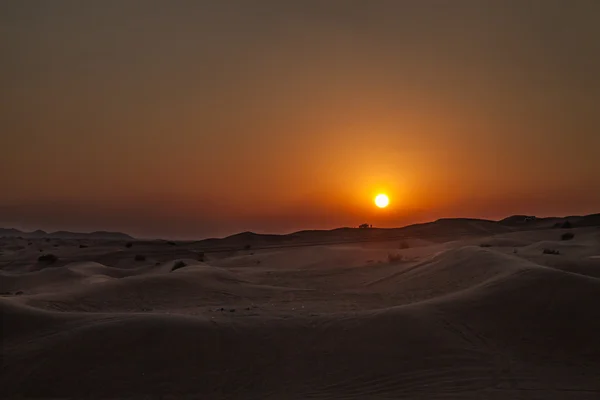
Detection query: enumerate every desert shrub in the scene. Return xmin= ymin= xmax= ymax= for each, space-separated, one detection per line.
xmin=167 ymin=241 xmax=177 ymax=246
xmin=399 ymin=241 xmax=410 ymax=249
xmin=134 ymin=254 xmax=146 ymax=261
xmin=198 ymin=251 xmax=205 ymax=262
xmin=244 ymin=244 xmax=251 ymax=250
xmin=543 ymin=248 xmax=560 ymax=255
xmin=38 ymin=254 xmax=58 ymax=264
xmin=79 ymin=244 xmax=88 ymax=248
xmin=125 ymin=242 xmax=133 ymax=248
xmin=387 ymin=253 xmax=403 ymax=263
xmin=171 ymin=261 xmax=187 ymax=271
xmin=15 ymin=291 xmax=24 ymax=295
xmin=561 ymin=232 xmax=574 ymax=241
xmin=479 ymin=243 xmax=492 ymax=247
xmin=561 ymin=221 xmax=572 ymax=229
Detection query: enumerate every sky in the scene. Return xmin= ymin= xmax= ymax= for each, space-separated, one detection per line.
xmin=1 ymin=0 xmax=599 ymax=239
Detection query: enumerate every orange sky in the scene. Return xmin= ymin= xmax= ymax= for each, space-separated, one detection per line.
xmin=1 ymin=1 xmax=599 ymax=238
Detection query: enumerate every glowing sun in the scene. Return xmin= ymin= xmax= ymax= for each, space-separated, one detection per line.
xmin=374 ymin=194 xmax=389 ymax=208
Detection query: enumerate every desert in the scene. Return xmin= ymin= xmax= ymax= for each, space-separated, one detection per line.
xmin=2 ymin=215 xmax=600 ymax=399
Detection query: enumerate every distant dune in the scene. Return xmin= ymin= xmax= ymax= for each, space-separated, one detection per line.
xmin=189 ymin=213 xmax=599 ymax=251
xmin=0 ymin=228 xmax=134 ymax=240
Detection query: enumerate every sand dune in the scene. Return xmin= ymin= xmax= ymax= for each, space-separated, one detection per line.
xmin=2 ymin=223 xmax=600 ymax=398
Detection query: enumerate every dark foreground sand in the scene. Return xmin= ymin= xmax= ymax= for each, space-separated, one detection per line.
xmin=2 ymin=224 xmax=600 ymax=399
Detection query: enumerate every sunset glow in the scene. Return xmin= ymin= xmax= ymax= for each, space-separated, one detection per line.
xmin=375 ymin=194 xmax=390 ymax=208
xmin=1 ymin=1 xmax=599 ymax=240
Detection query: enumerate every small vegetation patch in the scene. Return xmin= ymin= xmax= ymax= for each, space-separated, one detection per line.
xmin=479 ymin=243 xmax=492 ymax=247
xmin=38 ymin=254 xmax=58 ymax=264
xmin=125 ymin=242 xmax=133 ymax=248
xmin=79 ymin=244 xmax=88 ymax=248
xmin=171 ymin=261 xmax=187 ymax=272
xmin=561 ymin=232 xmax=574 ymax=241
xmin=197 ymin=251 xmax=205 ymax=262
xmin=543 ymin=248 xmax=560 ymax=255
xmin=399 ymin=241 xmax=410 ymax=249
xmin=387 ymin=253 xmax=403 ymax=263
xmin=167 ymin=241 xmax=177 ymax=246
xmin=134 ymin=254 xmax=146 ymax=261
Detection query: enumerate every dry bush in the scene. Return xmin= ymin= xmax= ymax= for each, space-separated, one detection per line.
xmin=387 ymin=253 xmax=403 ymax=263
xmin=38 ymin=254 xmax=58 ymax=264
xmin=561 ymin=232 xmax=574 ymax=241
xmin=134 ymin=254 xmax=146 ymax=261
xmin=543 ymin=248 xmax=560 ymax=255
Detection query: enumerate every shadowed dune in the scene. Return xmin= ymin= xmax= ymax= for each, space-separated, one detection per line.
xmin=2 ymin=263 xmax=599 ymax=399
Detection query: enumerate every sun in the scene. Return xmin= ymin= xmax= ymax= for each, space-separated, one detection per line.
xmin=374 ymin=193 xmax=389 ymax=208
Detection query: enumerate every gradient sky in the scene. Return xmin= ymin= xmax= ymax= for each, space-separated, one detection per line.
xmin=1 ymin=0 xmax=599 ymax=239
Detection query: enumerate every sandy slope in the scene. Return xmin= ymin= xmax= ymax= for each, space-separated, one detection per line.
xmin=1 ymin=226 xmax=600 ymax=399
